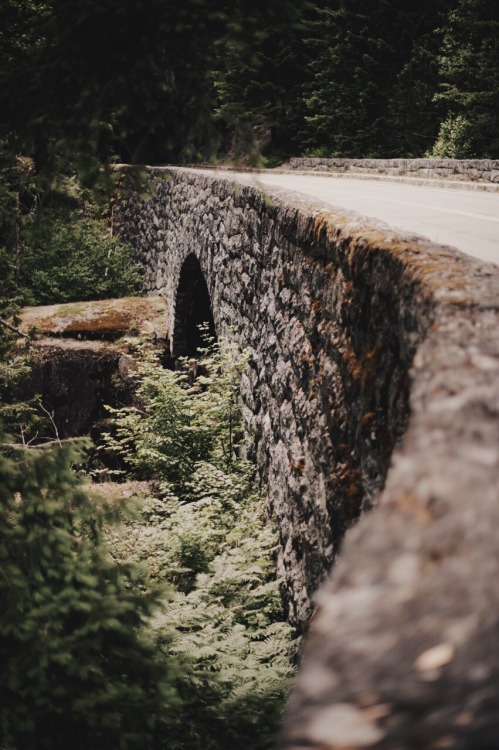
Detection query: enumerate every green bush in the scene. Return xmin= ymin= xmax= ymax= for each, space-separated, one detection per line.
xmin=427 ymin=114 xmax=476 ymax=158
xmin=19 ymin=213 xmax=142 ymax=306
xmin=0 ymin=248 xmax=44 ymax=442
xmin=106 ymin=482 xmax=295 ymax=750
xmin=103 ymin=337 xmax=249 ymax=492
xmin=0 ymin=438 xmax=176 ymax=750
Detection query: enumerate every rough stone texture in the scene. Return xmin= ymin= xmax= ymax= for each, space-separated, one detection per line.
xmin=280 ymin=305 xmax=499 ymax=750
xmin=20 ymin=295 xmax=168 ymax=340
xmin=19 ymin=296 xmax=169 ymax=440
xmin=115 ymin=167 xmax=499 ymax=747
xmin=115 ymin=166 xmax=498 ymax=629
xmin=289 ymin=157 xmax=499 ymax=184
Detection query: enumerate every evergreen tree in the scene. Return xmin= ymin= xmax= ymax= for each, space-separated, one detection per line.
xmin=0 ymin=0 xmax=306 ymax=175
xmin=0 ymin=0 xmax=223 ymax=173
xmin=215 ymin=9 xmax=308 ymax=163
xmin=0 ymin=438 xmax=175 ymax=749
xmin=302 ymin=0 xmax=453 ymax=157
xmin=386 ymin=1 xmax=455 ymax=156
xmin=431 ymin=0 xmax=499 ymax=157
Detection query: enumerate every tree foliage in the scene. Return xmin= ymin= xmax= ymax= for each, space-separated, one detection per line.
xmin=301 ymin=0 xmax=454 ymax=158
xmin=0 ymin=0 xmax=306 ymax=174
xmin=215 ymin=10 xmax=308 ymax=163
xmin=103 ymin=338 xmax=248 ymax=490
xmin=0 ymin=438 xmax=176 ymax=750
xmin=1 ymin=0 xmax=498 ymax=167
xmin=18 ymin=177 xmax=142 ymax=305
xmin=431 ymin=0 xmax=499 ymax=157
xmin=107 ymin=484 xmax=295 ymax=750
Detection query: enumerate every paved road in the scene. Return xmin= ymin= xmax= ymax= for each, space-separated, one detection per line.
xmin=188 ymin=169 xmax=499 ymax=266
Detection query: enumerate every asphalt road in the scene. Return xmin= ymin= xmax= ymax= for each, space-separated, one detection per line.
xmin=187 ymin=169 xmax=499 ymax=266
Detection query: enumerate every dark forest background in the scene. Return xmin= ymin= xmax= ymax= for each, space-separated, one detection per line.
xmin=0 ymin=2 xmax=498 ymax=748
xmin=1 ymin=0 xmax=498 ymax=177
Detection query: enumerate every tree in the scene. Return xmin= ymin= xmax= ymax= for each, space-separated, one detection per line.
xmin=301 ymin=0 xmax=454 ymax=157
xmin=431 ymin=0 xmax=499 ymax=157
xmin=18 ymin=179 xmax=142 ymax=305
xmin=215 ymin=11 xmax=308 ymax=163
xmin=0 ymin=437 xmax=176 ymax=749
xmin=0 ymin=0 xmax=306 ymax=176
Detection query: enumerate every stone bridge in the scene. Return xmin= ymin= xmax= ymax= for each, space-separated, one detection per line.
xmin=116 ymin=167 xmax=499 ymax=749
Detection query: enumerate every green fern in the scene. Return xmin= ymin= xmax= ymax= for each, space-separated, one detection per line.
xmin=104 ymin=338 xmax=298 ymax=750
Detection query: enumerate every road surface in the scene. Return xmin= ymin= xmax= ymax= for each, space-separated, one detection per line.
xmin=186 ymin=169 xmax=499 ymax=266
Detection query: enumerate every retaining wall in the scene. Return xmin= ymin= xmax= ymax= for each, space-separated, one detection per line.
xmin=289 ymin=157 xmax=499 ymax=183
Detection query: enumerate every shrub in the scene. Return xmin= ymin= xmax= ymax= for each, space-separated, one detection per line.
xmin=428 ymin=113 xmax=476 ymax=158
xmin=19 ymin=214 xmax=142 ymax=306
xmin=0 ymin=438 xmax=176 ymax=750
xmin=105 ymin=480 xmax=296 ymax=750
xmin=103 ymin=337 xmax=248 ymax=492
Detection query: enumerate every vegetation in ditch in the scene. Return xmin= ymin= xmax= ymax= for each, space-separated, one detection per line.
xmin=2 ymin=166 xmax=142 ymax=308
xmin=0 ymin=332 xmax=296 ymax=749
xmin=0 ymin=437 xmax=177 ymax=750
xmin=0 ymin=279 xmax=172 ymax=750
xmin=102 ymin=337 xmax=297 ymax=750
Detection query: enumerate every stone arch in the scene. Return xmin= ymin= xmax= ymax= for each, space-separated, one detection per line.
xmin=172 ymin=253 xmax=216 ymax=359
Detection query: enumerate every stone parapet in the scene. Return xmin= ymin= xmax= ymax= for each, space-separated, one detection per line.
xmin=116 ymin=166 xmax=499 ymax=748
xmin=289 ymin=157 xmax=499 ymax=183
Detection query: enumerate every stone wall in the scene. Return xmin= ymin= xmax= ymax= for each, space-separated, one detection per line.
xmin=117 ymin=168 xmax=434 ymax=624
xmin=116 ymin=167 xmax=499 ymax=747
xmin=19 ymin=296 xmax=168 ymax=445
xmin=289 ymin=157 xmax=499 ymax=183
xmin=116 ymin=167 xmax=492 ymax=606
xmin=280 ymin=279 xmax=499 ymax=749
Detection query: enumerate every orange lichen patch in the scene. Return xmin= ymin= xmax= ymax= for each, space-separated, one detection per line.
xmin=360 ymin=411 xmax=376 ymax=432
xmin=398 ymin=256 xmax=473 ymax=291
xmin=342 ymin=346 xmax=363 ymax=382
xmin=300 ymin=351 xmax=313 ymax=369
xmin=392 ymin=492 xmax=434 ymax=525
xmin=20 ymin=296 xmax=168 ymax=340
xmin=343 ymin=280 xmax=354 ymax=298
xmin=361 ymin=345 xmax=383 ymax=385
xmin=310 ymin=210 xmax=478 ymax=302
xmin=311 ymin=299 xmax=323 ymax=317
xmin=337 ymin=465 xmax=364 ymax=522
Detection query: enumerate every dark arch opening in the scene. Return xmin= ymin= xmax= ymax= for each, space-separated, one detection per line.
xmin=172 ymin=254 xmax=216 ymax=359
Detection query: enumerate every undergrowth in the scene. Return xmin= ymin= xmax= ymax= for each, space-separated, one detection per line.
xmin=102 ymin=337 xmax=297 ymax=750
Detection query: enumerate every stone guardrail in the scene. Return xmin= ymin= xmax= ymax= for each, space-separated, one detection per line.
xmin=116 ymin=167 xmax=499 ymax=749
xmin=289 ymin=157 xmax=499 ymax=183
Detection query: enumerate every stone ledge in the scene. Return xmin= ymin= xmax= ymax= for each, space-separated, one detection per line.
xmin=17 ymin=296 xmax=170 ymax=442
xmin=20 ymin=295 xmax=168 ymax=341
